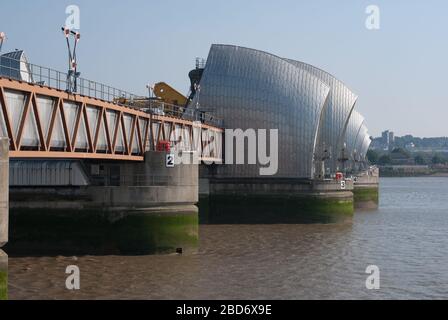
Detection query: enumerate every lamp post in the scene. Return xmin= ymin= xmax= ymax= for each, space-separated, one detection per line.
xmin=0 ymin=32 xmax=6 ymax=53
xmin=62 ymin=27 xmax=81 ymax=93
xmin=194 ymin=83 xmax=202 ymax=122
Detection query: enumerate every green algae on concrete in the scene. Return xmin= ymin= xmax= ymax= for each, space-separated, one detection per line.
xmin=7 ymin=207 xmax=198 ymax=255
xmin=200 ymin=194 xmax=353 ymax=224
xmin=0 ymin=250 xmax=7 ymax=300
xmin=112 ymin=210 xmax=198 ymax=254
xmin=353 ymin=187 xmax=379 ymax=202
xmin=0 ymin=271 xmax=7 ymax=300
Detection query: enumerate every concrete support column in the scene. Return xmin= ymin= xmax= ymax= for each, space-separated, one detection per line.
xmin=353 ymin=167 xmax=379 ymax=210
xmin=199 ymin=176 xmax=354 ymax=224
xmin=0 ymin=138 xmax=8 ymax=300
xmin=9 ymin=151 xmax=199 ymax=255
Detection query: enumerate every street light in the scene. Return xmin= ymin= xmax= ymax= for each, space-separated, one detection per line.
xmin=62 ymin=26 xmax=81 ymax=93
xmin=0 ymin=32 xmax=6 ymax=53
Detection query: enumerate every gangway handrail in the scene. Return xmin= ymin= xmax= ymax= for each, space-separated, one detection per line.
xmin=0 ymin=54 xmax=222 ymax=127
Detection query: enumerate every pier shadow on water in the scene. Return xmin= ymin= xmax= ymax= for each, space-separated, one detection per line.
xmin=5 ymin=208 xmax=198 ymax=257
xmin=198 ymin=195 xmax=354 ymax=225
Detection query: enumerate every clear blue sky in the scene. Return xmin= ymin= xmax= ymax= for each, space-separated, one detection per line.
xmin=1 ymin=0 xmax=447 ymax=137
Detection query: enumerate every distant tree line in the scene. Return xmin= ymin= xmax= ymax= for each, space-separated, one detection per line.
xmin=372 ymin=135 xmax=448 ymax=149
xmin=367 ymin=148 xmax=448 ymax=166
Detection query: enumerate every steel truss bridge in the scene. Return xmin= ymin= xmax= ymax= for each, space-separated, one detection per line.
xmin=0 ymin=77 xmax=223 ymax=162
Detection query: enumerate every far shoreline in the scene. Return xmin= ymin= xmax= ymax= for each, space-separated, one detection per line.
xmin=380 ymin=172 xmax=448 ymax=178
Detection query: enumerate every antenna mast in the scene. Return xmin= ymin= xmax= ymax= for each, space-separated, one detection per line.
xmin=0 ymin=32 xmax=6 ymax=53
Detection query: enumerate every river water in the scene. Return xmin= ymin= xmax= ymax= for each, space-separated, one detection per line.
xmin=7 ymin=177 xmax=448 ymax=299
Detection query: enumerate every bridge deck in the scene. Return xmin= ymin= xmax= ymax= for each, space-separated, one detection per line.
xmin=0 ymin=78 xmax=222 ymax=162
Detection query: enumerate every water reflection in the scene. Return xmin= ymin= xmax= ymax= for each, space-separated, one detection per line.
xmin=8 ymin=178 xmax=448 ymax=299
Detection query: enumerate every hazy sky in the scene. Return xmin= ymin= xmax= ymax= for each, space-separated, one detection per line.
xmin=1 ymin=0 xmax=447 ymax=137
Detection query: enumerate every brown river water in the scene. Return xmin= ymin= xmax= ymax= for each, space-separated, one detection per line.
xmin=7 ymin=177 xmax=448 ymax=299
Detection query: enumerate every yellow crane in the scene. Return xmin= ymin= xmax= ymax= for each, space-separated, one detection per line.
xmin=153 ymin=82 xmax=188 ymax=107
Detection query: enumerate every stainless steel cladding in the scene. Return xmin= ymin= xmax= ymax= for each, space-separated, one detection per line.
xmin=354 ymin=123 xmax=369 ymax=162
xmin=192 ymin=44 xmax=330 ymax=178
xmin=193 ymin=44 xmax=368 ymax=178
xmin=360 ymin=134 xmax=372 ymax=161
xmin=344 ymin=110 xmax=365 ymax=167
xmin=286 ymin=59 xmax=358 ymax=173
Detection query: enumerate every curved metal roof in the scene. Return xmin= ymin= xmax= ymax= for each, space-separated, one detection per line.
xmin=191 ymin=44 xmax=369 ymax=177
xmin=345 ymin=110 xmax=365 ymax=160
xmin=354 ymin=123 xmax=369 ymax=162
xmin=192 ymin=44 xmax=330 ymax=178
xmin=285 ymin=59 xmax=358 ymax=172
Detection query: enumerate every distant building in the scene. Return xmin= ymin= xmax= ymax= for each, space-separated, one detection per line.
xmin=382 ymin=130 xmax=389 ymax=146
xmin=380 ymin=130 xmax=395 ymax=150
xmin=389 ymin=131 xmax=395 ymax=145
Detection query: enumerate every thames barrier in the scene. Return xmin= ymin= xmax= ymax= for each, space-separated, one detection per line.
xmin=196 ymin=45 xmax=378 ymax=223
xmin=0 ymin=44 xmax=378 ymax=259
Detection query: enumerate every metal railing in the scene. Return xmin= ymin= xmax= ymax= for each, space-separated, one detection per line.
xmin=0 ymin=54 xmax=137 ymax=102
xmin=140 ymin=99 xmax=222 ymax=127
xmin=0 ymin=54 xmax=222 ymax=127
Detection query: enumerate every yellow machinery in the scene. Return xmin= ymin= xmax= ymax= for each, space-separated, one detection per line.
xmin=113 ymin=82 xmax=188 ymax=117
xmin=153 ymin=82 xmax=188 ymax=107
xmin=113 ymin=96 xmax=148 ymax=108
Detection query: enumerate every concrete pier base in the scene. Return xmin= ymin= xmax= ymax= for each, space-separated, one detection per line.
xmin=7 ymin=152 xmax=199 ymax=255
xmin=0 ymin=138 xmax=8 ymax=300
xmin=199 ymin=177 xmax=354 ymax=224
xmin=9 ymin=206 xmax=198 ymax=255
xmin=0 ymin=250 xmax=7 ymax=300
xmin=353 ymin=167 xmax=379 ymax=210
xmin=0 ymin=138 xmax=8 ymax=248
